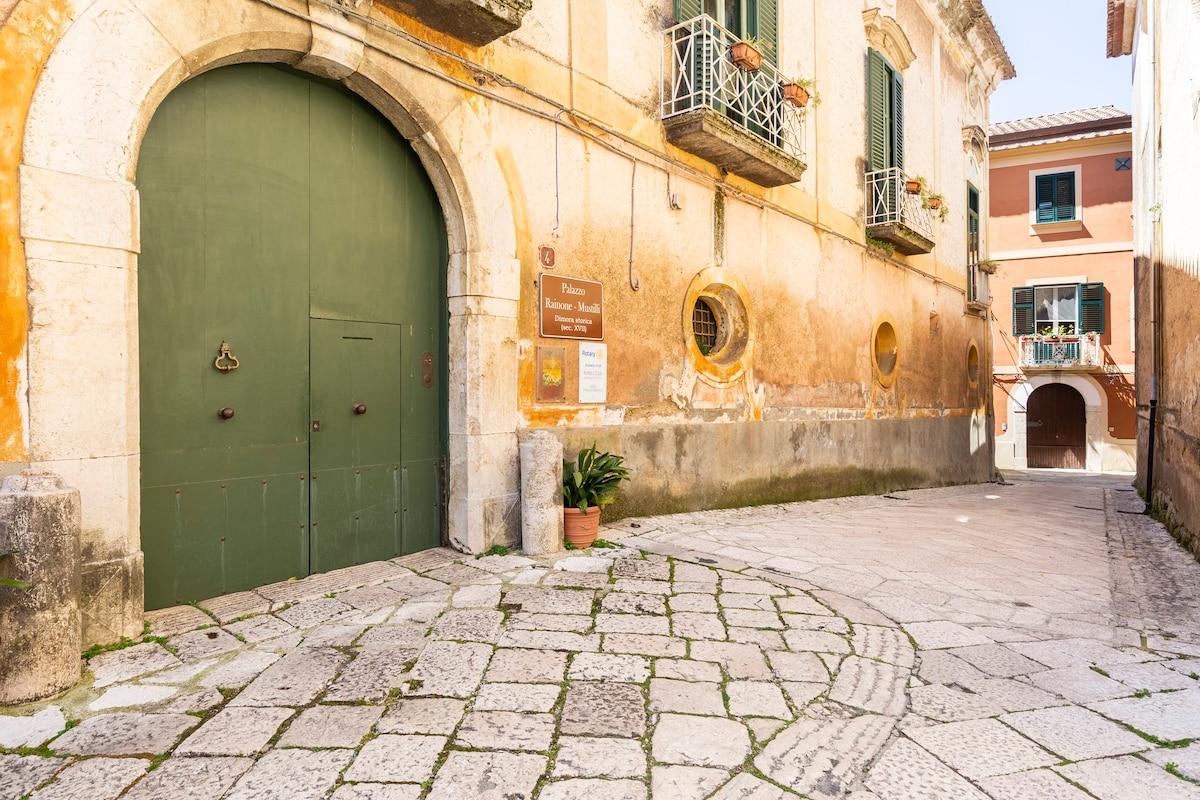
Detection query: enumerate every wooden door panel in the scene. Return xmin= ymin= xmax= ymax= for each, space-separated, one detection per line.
xmin=309 ymin=319 xmax=405 ymax=572
xmin=140 ymin=65 xmax=312 ymax=609
xmin=1026 ymin=384 xmax=1086 ymax=470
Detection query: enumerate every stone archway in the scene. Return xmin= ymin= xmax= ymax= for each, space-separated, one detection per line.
xmin=18 ymin=0 xmax=520 ymax=640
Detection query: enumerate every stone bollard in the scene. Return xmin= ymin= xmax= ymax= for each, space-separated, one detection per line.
xmin=520 ymin=430 xmax=564 ymax=555
xmin=0 ymin=471 xmax=82 ymax=705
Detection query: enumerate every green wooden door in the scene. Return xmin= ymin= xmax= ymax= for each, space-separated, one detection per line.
xmin=139 ymin=64 xmax=446 ymax=610
xmin=309 ymin=319 xmax=405 ymax=571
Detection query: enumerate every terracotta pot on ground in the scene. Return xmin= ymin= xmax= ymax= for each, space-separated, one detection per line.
xmin=564 ymin=506 xmax=601 ymax=548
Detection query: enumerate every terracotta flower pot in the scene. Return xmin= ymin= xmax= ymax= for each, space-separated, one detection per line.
xmin=781 ymin=83 xmax=810 ymax=108
xmin=730 ymin=41 xmax=764 ymax=72
xmin=905 ymin=180 xmax=923 ymax=194
xmin=925 ymin=197 xmax=943 ymax=210
xmin=564 ymin=506 xmax=601 ymax=548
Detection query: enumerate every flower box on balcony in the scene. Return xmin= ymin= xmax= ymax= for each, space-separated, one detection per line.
xmin=781 ymin=83 xmax=810 ymax=108
xmin=730 ymin=41 xmax=764 ymax=72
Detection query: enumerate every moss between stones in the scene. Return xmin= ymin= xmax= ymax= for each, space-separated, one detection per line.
xmin=603 ymin=466 xmax=933 ymax=522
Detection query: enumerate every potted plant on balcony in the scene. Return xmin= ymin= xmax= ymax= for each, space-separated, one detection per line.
xmin=730 ymin=36 xmax=765 ymax=72
xmin=923 ymin=191 xmax=949 ymax=222
xmin=780 ymin=77 xmax=818 ymax=109
xmin=905 ymin=175 xmax=926 ymax=195
xmin=978 ymin=258 xmax=1001 ymax=274
xmin=562 ymin=443 xmax=632 ymax=548
xmin=1034 ymin=324 xmax=1073 ymax=341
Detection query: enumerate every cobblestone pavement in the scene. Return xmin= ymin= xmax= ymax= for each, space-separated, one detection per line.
xmin=2 ymin=470 xmax=1199 ymax=799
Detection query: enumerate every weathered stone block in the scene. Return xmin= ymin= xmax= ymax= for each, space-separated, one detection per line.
xmin=0 ymin=471 xmax=82 ymax=705
xmin=520 ymin=430 xmax=563 ymax=556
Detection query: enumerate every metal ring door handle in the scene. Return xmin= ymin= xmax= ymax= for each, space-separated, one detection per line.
xmin=353 ymin=404 xmax=367 ymax=415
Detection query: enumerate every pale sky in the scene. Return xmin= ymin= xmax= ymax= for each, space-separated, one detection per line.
xmin=985 ymin=0 xmax=1133 ymax=124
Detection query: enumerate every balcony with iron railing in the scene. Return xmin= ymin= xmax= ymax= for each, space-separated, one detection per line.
xmin=662 ymin=16 xmax=807 ymax=187
xmin=1019 ymin=334 xmax=1102 ymax=371
xmin=865 ymin=167 xmax=935 ymax=255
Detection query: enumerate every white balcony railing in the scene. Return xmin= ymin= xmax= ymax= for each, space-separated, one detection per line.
xmin=1019 ymin=335 xmax=1102 ymax=370
xmin=865 ymin=167 xmax=935 ymax=242
xmin=662 ymin=16 xmax=806 ymax=163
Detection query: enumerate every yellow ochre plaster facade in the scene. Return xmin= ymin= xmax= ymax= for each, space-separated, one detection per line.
xmin=0 ymin=0 xmax=1012 ymax=644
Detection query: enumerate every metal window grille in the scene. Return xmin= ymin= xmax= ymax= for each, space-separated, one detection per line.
xmin=692 ymin=299 xmax=719 ymax=354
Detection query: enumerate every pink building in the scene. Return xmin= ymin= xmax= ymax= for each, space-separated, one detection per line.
xmin=988 ymin=107 xmax=1135 ymax=472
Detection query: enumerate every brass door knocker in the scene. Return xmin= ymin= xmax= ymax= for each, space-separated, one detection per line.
xmin=214 ymin=341 xmax=240 ymax=372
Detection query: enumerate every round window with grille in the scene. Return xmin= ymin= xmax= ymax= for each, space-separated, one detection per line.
xmin=682 ymin=268 xmax=753 ymax=386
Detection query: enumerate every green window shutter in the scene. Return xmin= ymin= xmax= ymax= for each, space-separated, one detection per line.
xmin=1012 ymin=287 xmax=1035 ymax=336
xmin=867 ymin=49 xmax=888 ymax=173
xmin=1035 ymin=175 xmax=1054 ymax=222
xmin=1055 ymin=173 xmax=1076 ymax=221
xmin=1079 ymin=282 xmax=1105 ymax=333
xmin=1036 ymin=173 xmax=1075 ymax=223
xmin=751 ymin=0 xmax=778 ymax=65
xmin=891 ymin=69 xmax=904 ymax=171
xmin=673 ymin=0 xmax=702 ymax=22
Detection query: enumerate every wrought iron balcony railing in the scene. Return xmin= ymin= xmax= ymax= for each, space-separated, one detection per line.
xmin=1019 ymin=335 xmax=1102 ymax=371
xmin=865 ymin=167 xmax=935 ymax=249
xmin=662 ymin=16 xmax=806 ymax=167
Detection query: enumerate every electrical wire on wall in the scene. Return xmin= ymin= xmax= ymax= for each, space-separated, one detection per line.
xmin=256 ymin=0 xmax=969 ymax=297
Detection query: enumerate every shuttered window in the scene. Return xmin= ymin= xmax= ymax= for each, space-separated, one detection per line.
xmin=1079 ymin=282 xmax=1105 ymax=333
xmin=674 ymin=0 xmax=702 ymax=21
xmin=867 ymin=49 xmax=904 ymax=172
xmin=676 ymin=0 xmax=777 ymax=65
xmin=1012 ymin=282 xmax=1105 ymax=336
xmin=1012 ymin=287 xmax=1035 ymax=336
xmin=1035 ymin=172 xmax=1075 ymax=223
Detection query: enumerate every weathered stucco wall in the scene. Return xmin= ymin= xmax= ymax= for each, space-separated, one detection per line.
xmin=1131 ymin=1 xmax=1200 ymax=555
xmin=0 ymin=0 xmax=1007 ymax=641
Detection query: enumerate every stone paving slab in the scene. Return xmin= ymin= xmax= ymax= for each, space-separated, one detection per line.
xmin=1056 ymin=756 xmax=1200 ymax=800
xmin=29 ymin=756 xmax=148 ymax=800
xmin=1000 ymin=705 xmax=1149 ymax=761
xmin=10 ymin=476 xmax=1200 ymax=799
xmin=120 ymin=756 xmax=254 ymax=800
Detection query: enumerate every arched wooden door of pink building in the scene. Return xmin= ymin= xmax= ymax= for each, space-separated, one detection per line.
xmin=1026 ymin=384 xmax=1086 ymax=469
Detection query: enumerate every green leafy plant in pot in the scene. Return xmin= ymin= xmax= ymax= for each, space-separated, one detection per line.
xmin=563 ymin=444 xmax=631 ymax=548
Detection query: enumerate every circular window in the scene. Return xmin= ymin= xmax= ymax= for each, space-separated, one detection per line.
xmin=966 ymin=341 xmax=981 ymax=387
xmin=682 ymin=267 xmax=754 ymax=386
xmin=872 ymin=319 xmax=899 ymax=388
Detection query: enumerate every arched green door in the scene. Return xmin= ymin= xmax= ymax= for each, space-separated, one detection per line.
xmin=139 ymin=64 xmax=447 ymax=610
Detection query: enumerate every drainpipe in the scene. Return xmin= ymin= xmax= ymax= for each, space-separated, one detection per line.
xmin=1144 ymin=0 xmax=1161 ymax=512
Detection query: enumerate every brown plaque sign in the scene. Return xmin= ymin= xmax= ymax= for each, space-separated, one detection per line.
xmin=539 ymin=274 xmax=604 ymax=341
